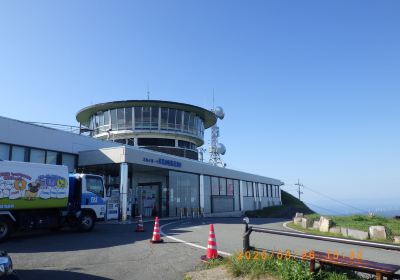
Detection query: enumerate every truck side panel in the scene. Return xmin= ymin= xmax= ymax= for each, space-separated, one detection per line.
xmin=0 ymin=161 xmax=69 ymax=210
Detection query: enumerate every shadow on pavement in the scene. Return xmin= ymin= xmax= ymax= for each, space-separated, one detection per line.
xmin=1 ymin=223 xmax=153 ymax=253
xmin=16 ymin=269 xmax=112 ymax=280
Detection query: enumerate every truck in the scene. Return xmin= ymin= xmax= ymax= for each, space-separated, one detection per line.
xmin=0 ymin=160 xmax=106 ymax=242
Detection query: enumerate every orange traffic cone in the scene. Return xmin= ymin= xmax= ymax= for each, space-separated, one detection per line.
xmin=150 ymin=217 xmax=164 ymax=243
xmin=135 ymin=215 xmax=145 ymax=232
xmin=201 ymin=224 xmax=222 ymax=261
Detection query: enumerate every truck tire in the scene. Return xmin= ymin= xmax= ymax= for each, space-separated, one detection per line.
xmin=78 ymin=212 xmax=95 ymax=232
xmin=0 ymin=217 xmax=13 ymax=242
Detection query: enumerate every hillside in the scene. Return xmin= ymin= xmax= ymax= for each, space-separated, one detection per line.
xmin=245 ymin=191 xmax=315 ymax=218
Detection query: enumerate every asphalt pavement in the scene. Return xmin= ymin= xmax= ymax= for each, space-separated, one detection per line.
xmin=2 ymin=218 xmax=400 ymax=280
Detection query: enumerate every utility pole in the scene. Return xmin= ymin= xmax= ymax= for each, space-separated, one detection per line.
xmin=294 ymin=179 xmax=304 ymax=201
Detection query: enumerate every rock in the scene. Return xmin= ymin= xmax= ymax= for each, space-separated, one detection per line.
xmin=312 ymin=221 xmax=320 ymax=230
xmin=293 ymin=217 xmax=302 ymax=225
xmin=329 ymin=227 xmax=341 ymax=234
xmin=347 ymin=228 xmax=369 ymax=240
xmin=394 ymin=236 xmax=400 ymax=244
xmin=369 ymin=226 xmax=387 ymax=240
xmin=295 ymin=212 xmax=304 ymax=218
xmin=301 ymin=218 xmax=313 ymax=229
xmin=341 ymin=227 xmax=349 ymax=237
xmin=319 ymin=216 xmax=331 ymax=232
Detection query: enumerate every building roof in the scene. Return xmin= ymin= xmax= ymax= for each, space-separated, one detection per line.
xmin=76 ymin=100 xmax=217 ymax=128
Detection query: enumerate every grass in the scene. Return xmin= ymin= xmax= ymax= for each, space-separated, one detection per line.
xmin=196 ymin=252 xmax=366 ymax=280
xmin=287 ymin=214 xmax=400 ymax=242
xmin=245 ymin=191 xmax=315 ymax=219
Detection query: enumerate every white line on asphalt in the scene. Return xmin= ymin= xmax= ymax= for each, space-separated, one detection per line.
xmin=160 ymin=221 xmax=232 ymax=256
xmin=282 ymin=221 xmax=304 ymax=233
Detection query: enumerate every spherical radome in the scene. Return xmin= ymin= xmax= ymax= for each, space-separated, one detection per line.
xmin=214 ymin=106 xmax=225 ymax=119
xmin=217 ymin=143 xmax=226 ymax=155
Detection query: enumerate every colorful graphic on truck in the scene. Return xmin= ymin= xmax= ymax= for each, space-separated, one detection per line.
xmin=0 ymin=172 xmax=69 ymax=210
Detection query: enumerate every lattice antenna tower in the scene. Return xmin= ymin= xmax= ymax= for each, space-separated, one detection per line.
xmin=209 ymin=91 xmax=227 ymax=167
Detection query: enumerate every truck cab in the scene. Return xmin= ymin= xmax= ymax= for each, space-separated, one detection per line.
xmin=67 ymin=174 xmax=106 ymax=231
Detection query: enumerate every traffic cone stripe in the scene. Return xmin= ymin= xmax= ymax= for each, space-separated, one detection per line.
xmin=201 ymin=224 xmax=221 ymax=261
xmin=150 ymin=217 xmax=163 ymax=243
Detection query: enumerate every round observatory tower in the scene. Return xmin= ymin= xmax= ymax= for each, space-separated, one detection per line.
xmin=76 ymin=100 xmax=217 ymax=160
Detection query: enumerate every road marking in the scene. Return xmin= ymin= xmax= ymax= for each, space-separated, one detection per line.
xmin=282 ymin=221 xmax=304 ymax=233
xmin=160 ymin=221 xmax=232 ymax=256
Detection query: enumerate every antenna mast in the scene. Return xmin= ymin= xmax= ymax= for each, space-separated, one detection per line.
xmin=209 ymin=91 xmax=226 ymax=167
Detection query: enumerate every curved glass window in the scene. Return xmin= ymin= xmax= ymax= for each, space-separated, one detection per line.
xmin=134 ymin=106 xmax=142 ymax=129
xmin=88 ymin=106 xmax=205 ymax=139
xmin=168 ymin=109 xmax=176 ymax=130
xmin=142 ymin=106 xmax=151 ymax=129
xmin=110 ymin=109 xmax=117 ymax=130
xmin=125 ymin=107 xmax=132 ymax=129
xmin=161 ymin=108 xmax=168 ymax=130
xmin=151 ymin=107 xmax=159 ymax=129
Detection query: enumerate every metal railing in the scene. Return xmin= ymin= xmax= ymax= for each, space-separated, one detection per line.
xmin=242 ymin=223 xmax=400 ymax=253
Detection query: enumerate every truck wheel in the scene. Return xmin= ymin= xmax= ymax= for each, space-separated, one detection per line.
xmin=0 ymin=217 xmax=13 ymax=242
xmin=78 ymin=212 xmax=95 ymax=232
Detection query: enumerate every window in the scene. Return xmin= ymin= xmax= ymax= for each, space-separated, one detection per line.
xmin=183 ymin=112 xmax=189 ymax=132
xmin=11 ymin=146 xmax=26 ymax=162
xmin=188 ymin=113 xmax=195 ymax=132
xmin=168 ymin=109 xmax=176 ymax=130
xmin=268 ymin=185 xmax=272 ymax=197
xmin=30 ymin=149 xmax=45 ymax=163
xmin=211 ymin=177 xmax=219 ymax=195
xmin=176 ymin=110 xmax=182 ymax=130
xmin=62 ymin=153 xmax=76 ymax=173
xmin=247 ymin=181 xmax=253 ymax=197
xmin=86 ymin=176 xmax=104 ymax=198
xmin=104 ymin=110 xmax=110 ymax=130
xmin=125 ymin=107 xmax=132 ymax=129
xmin=227 ymin=179 xmax=234 ymax=196
xmin=151 ymin=107 xmax=159 ymax=129
xmin=161 ymin=108 xmax=168 ymax=129
xmin=110 ymin=109 xmax=117 ymax=130
xmin=117 ymin=108 xmax=125 ymax=129
xmin=142 ymin=107 xmax=151 ymax=129
xmin=219 ymin=178 xmax=227 ymax=195
xmin=0 ymin=143 xmax=10 ymax=160
xmin=135 ymin=107 xmax=142 ymax=129
xmin=46 ymin=151 xmax=58 ymax=164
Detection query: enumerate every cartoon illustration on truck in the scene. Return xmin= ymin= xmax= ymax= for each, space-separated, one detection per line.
xmin=0 ymin=160 xmax=106 ymax=242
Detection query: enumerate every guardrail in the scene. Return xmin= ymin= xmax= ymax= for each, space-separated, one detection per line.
xmin=242 ymin=219 xmax=400 ymax=280
xmin=243 ymin=225 xmax=400 ymax=253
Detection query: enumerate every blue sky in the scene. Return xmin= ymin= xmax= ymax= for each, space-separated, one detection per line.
xmin=1 ymin=1 xmax=399 ymax=214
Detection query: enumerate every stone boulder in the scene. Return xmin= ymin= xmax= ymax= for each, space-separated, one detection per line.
xmin=369 ymin=226 xmax=387 ymax=240
xmin=312 ymin=221 xmax=320 ymax=230
xmin=293 ymin=217 xmax=303 ymax=225
xmin=394 ymin=236 xmax=400 ymax=244
xmin=347 ymin=228 xmax=369 ymax=240
xmin=301 ymin=218 xmax=313 ymax=229
xmin=329 ymin=227 xmax=341 ymax=234
xmin=319 ymin=216 xmax=332 ymax=232
xmin=295 ymin=213 xmax=304 ymax=218
xmin=293 ymin=213 xmax=304 ymax=225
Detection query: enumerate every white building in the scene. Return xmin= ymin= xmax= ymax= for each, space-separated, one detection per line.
xmin=0 ymin=100 xmax=283 ymax=220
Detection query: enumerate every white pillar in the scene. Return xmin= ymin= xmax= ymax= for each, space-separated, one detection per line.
xmin=199 ymin=174 xmax=205 ymax=211
xmin=239 ymin=180 xmax=244 ymax=211
xmin=120 ymin=163 xmax=128 ymax=221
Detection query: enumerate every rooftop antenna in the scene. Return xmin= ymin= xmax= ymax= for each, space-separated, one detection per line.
xmin=147 ymin=83 xmax=150 ymax=100
xmin=209 ymin=90 xmax=227 ymax=167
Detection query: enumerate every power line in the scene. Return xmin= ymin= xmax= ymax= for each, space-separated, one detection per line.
xmin=302 ymin=185 xmax=367 ymax=213
xmin=305 ymin=201 xmax=345 ymax=216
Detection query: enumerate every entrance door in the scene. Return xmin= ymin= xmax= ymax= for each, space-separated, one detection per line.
xmin=138 ymin=183 xmax=161 ymax=217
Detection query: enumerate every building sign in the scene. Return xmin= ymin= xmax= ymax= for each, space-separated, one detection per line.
xmin=143 ymin=157 xmax=182 ymax=168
